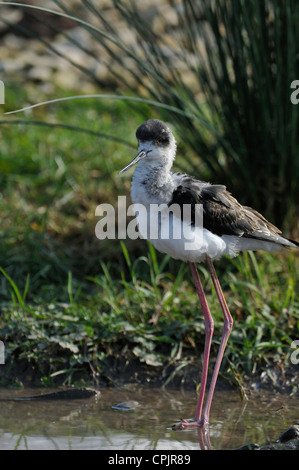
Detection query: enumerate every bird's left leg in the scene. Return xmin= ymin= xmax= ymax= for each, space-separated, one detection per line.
xmin=172 ymin=261 xmax=214 ymax=430
xmin=199 ymin=255 xmax=233 ymax=425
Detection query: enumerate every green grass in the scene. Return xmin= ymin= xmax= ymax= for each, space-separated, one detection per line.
xmin=0 ymin=86 xmax=151 ymax=298
xmin=0 ymin=86 xmax=298 ymax=390
xmin=1 ymin=241 xmax=298 ymax=390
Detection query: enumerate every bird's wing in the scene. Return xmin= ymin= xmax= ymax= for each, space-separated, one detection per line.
xmin=169 ymin=174 xmax=282 ymax=238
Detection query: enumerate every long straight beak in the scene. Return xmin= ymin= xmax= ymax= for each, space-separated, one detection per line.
xmin=119 ymin=150 xmax=149 ymax=174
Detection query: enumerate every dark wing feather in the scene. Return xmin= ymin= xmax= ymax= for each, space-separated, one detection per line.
xmin=169 ymin=176 xmax=281 ymax=238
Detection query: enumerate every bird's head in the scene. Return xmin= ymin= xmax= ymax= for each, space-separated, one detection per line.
xmin=119 ymin=119 xmax=177 ymax=174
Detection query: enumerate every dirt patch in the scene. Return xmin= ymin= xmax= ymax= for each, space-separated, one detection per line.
xmin=1 ymin=355 xmax=298 ymax=398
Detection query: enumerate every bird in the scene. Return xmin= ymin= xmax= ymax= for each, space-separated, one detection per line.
xmin=119 ymin=118 xmax=298 ymax=428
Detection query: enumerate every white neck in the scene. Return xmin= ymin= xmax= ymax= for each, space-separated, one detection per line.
xmin=131 ymin=137 xmax=177 ymax=206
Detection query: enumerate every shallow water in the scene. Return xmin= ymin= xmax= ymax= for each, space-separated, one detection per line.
xmin=0 ymin=387 xmax=298 ymax=450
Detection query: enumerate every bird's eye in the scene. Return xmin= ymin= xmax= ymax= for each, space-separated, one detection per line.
xmin=156 ymin=138 xmax=162 ymax=145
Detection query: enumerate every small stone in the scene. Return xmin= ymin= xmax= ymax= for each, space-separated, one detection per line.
xmin=112 ymin=400 xmax=140 ymax=411
xmin=235 ymin=443 xmax=260 ymax=450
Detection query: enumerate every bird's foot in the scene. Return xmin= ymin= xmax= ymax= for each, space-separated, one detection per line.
xmin=171 ymin=417 xmax=208 ymax=430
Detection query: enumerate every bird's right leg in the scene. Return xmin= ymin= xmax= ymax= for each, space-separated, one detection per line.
xmin=172 ymin=261 xmax=214 ymax=429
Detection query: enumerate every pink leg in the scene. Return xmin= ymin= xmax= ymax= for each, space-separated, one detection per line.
xmin=173 ymin=259 xmax=232 ymax=430
xmin=173 ymin=262 xmax=214 ymax=429
xmin=200 ymin=255 xmax=233 ymax=424
xmin=188 ymin=262 xmax=214 ymax=421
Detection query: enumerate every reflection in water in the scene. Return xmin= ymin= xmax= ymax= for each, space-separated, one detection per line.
xmin=0 ymin=387 xmax=298 ymax=450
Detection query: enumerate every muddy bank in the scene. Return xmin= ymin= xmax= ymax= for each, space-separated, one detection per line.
xmin=1 ymin=354 xmax=298 ymax=397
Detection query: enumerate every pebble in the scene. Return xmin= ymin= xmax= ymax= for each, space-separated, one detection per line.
xmin=112 ymin=400 xmax=141 ymax=411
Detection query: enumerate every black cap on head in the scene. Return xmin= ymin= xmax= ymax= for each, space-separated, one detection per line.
xmin=136 ymin=119 xmax=170 ymax=146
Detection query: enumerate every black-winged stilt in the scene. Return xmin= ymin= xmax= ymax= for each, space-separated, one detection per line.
xmin=120 ymin=119 xmax=298 ymax=428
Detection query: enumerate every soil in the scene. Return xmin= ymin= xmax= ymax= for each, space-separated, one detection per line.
xmin=1 ymin=354 xmax=298 ymax=394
